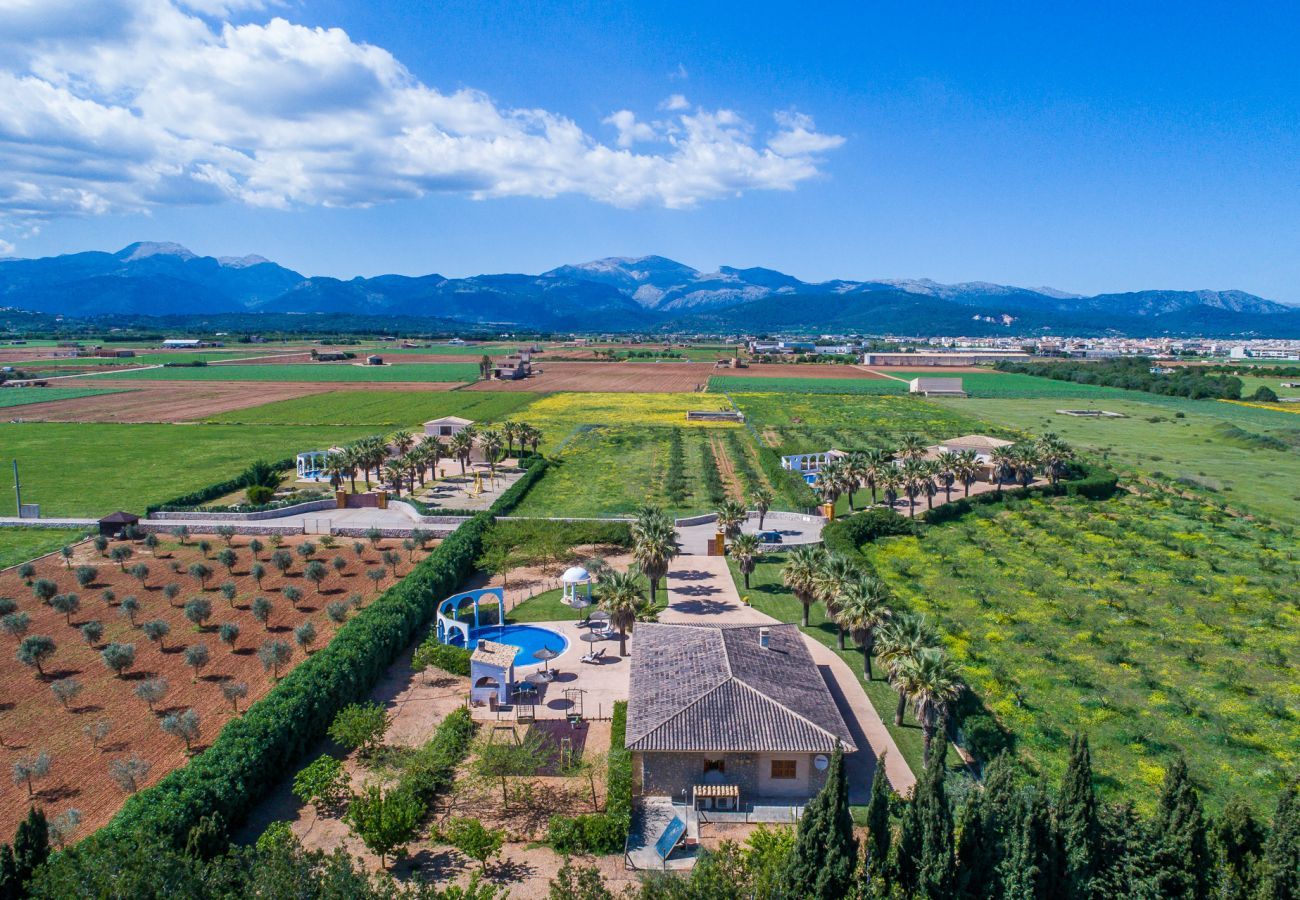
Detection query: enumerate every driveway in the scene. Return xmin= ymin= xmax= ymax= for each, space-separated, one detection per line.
xmin=659 ymin=555 xmax=915 ymax=799
xmin=675 ymin=511 xmax=825 ymax=556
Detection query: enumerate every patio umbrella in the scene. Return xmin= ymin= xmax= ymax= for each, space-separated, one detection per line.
xmin=589 ymin=610 xmax=610 ymax=621
xmin=533 ymin=645 xmax=560 ymax=673
xmin=579 ymin=631 xmax=605 ymax=644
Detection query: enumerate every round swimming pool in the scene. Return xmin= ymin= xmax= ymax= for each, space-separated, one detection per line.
xmin=457 ymin=624 xmax=569 ymax=667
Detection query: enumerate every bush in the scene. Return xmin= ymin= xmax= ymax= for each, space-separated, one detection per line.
xmin=411 ymin=637 xmax=471 ymax=677
xmin=245 ymin=485 xmax=275 ymax=506
xmin=549 ymin=699 xmax=631 ymax=854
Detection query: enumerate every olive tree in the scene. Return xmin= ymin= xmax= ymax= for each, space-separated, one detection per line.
xmin=142 ymin=619 xmax=170 ymax=650
xmin=50 ymin=677 xmax=82 ymax=709
xmin=11 ymin=750 xmax=51 ymax=798
xmin=17 ymin=635 xmax=56 ymax=677
xmin=218 ymin=621 xmax=240 ymax=651
xmin=109 ymin=753 xmax=152 ymax=793
xmin=184 ymin=597 xmax=213 ymax=630
xmin=184 ymin=643 xmax=210 ymax=679
xmin=134 ymin=677 xmax=169 ymax=712
xmin=2 ymin=612 xmax=31 ymax=641
xmin=257 ymin=638 xmax=292 ymax=679
xmin=100 ymin=642 xmax=136 ymax=677
xmin=221 ymin=680 xmax=249 ymax=712
xmin=161 ymin=708 xmax=201 ymax=752
xmin=80 ymin=620 xmax=104 ymax=647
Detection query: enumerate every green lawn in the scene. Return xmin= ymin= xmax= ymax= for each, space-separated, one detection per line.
xmin=880 ymin=370 xmax=1135 ymax=399
xmin=709 ymin=376 xmax=906 ymax=395
xmin=205 ymin=391 xmax=539 ymax=426
xmin=0 ymin=387 xmax=126 ymax=409
xmin=510 ymin=425 xmax=719 ymax=518
xmin=81 ymin=363 xmax=481 ymax=383
xmin=507 ymin=580 xmax=669 ymax=623
xmin=0 ymin=422 xmax=377 ymax=517
xmin=863 ymin=491 xmax=1300 ymax=811
xmin=940 ymin=396 xmax=1300 ymax=523
xmin=728 ymin=552 xmax=929 ymax=777
xmin=0 ymin=528 xmax=89 ymax=569
xmin=350 ymin=344 xmax=521 ymax=356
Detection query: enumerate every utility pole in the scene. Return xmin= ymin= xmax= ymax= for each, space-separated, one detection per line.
xmin=12 ymin=459 xmax=20 ymax=517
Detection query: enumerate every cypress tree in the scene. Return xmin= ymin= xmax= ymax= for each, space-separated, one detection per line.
xmin=1214 ymin=797 xmax=1264 ymax=900
xmin=786 ymin=747 xmax=857 ymax=900
xmin=1151 ymin=756 xmax=1211 ymax=900
xmin=12 ymin=808 xmax=49 ymax=893
xmin=864 ymin=753 xmax=894 ymax=899
xmin=1261 ymin=781 xmax=1299 ymax=900
xmin=1058 ymin=734 xmax=1100 ymax=899
xmin=969 ymin=753 xmax=1020 ymax=899
xmin=1093 ymin=801 xmax=1157 ymax=899
xmin=954 ymin=789 xmax=995 ymax=900
xmin=0 ymin=844 xmax=19 ymax=900
xmin=895 ymin=745 xmax=954 ymax=899
xmin=1001 ymin=781 xmax=1058 ymax=900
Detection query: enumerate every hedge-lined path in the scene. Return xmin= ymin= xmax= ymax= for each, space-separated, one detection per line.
xmin=659 ymin=556 xmax=916 ymax=799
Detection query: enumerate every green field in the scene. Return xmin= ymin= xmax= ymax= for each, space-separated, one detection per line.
xmin=878 ymin=370 xmax=1135 ymax=399
xmin=0 ymin=528 xmax=89 ymax=569
xmin=504 ymin=392 xmax=739 ymax=452
xmin=82 ymin=362 xmax=481 ymax=383
xmin=510 ymin=426 xmax=717 ymax=518
xmin=941 ymin=396 xmax=1300 ymax=523
xmin=11 ymin=351 xmax=268 ymax=367
xmin=205 ymin=391 xmax=539 ymax=426
xmin=0 ymin=422 xmax=377 ymax=517
xmin=351 ymin=344 xmax=519 ymax=356
xmin=709 ymin=376 xmax=906 ymax=395
xmin=0 ymin=387 xmax=126 ymax=409
xmin=864 ymin=491 xmax=1300 ymax=810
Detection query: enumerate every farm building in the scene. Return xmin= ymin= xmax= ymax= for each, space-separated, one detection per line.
xmin=908 ymin=377 xmax=967 ymax=397
xmin=162 ymin=339 xmax=206 ymax=349
xmin=627 ymin=623 xmax=855 ymax=811
xmin=863 ymin=351 xmax=1029 ymax=366
xmin=491 ymin=351 xmax=532 ymax=380
xmin=366 ymin=355 xmax=384 ymax=366
xmin=113 ymin=349 xmax=136 ymax=358
xmin=423 ymin=416 xmax=474 ymax=439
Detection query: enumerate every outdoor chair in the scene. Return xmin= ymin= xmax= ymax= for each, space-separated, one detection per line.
xmin=581 ymin=647 xmax=607 ymax=664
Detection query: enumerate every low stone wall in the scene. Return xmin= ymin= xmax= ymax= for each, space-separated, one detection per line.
xmin=137 ymin=522 xmax=304 ymax=537
xmin=332 ymin=524 xmax=460 ymax=539
xmin=150 ymin=499 xmax=337 ymax=521
xmin=673 ymin=510 xmax=829 ymax=528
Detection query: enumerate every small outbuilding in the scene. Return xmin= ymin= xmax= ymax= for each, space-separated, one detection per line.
xmin=366 ymin=355 xmax=384 ymax=366
xmin=98 ymin=510 xmax=140 ymax=538
xmin=908 ymin=377 xmax=967 ymax=397
xmin=470 ymin=639 xmax=516 ymax=707
xmin=561 ymin=565 xmax=593 ymax=608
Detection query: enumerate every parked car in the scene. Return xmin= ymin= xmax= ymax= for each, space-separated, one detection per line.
xmin=756 ymin=530 xmax=783 ymax=543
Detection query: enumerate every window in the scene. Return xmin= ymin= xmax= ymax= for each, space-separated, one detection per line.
xmin=703 ymin=759 xmax=726 ymax=774
xmin=770 ymin=760 xmax=797 ymax=780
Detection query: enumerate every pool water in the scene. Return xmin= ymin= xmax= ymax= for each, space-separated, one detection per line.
xmin=458 ymin=624 xmax=569 ymax=667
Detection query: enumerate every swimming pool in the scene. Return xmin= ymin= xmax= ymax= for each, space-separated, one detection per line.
xmin=456 ymin=624 xmax=569 ymax=667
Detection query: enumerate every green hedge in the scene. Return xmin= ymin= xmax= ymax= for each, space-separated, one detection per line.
xmin=756 ymin=444 xmax=819 ymax=510
xmin=145 ymin=456 xmax=295 ymax=515
xmin=821 ymin=507 xmax=917 ymax=560
xmin=919 ymin=462 xmax=1118 ymax=526
xmin=99 ymin=463 xmax=549 ymax=849
xmin=394 ymin=706 xmax=475 ymax=807
xmin=548 ymin=700 xmax=631 ymax=855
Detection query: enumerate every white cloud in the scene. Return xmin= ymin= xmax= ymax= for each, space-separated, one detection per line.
xmin=0 ymin=238 xmax=15 ymax=255
xmin=0 ymin=0 xmax=844 ymax=224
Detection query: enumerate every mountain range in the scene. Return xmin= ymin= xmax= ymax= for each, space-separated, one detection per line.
xmin=2 ymin=242 xmax=1299 ymax=337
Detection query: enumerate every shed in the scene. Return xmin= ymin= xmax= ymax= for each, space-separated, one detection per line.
xmin=470 ymin=639 xmax=516 ymax=707
xmin=98 ymin=510 xmax=140 ymax=538
xmin=908 ymin=377 xmax=967 ymax=397
xmin=366 ymin=355 xmax=384 ymax=366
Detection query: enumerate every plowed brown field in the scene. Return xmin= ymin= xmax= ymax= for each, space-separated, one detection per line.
xmin=0 ymin=533 xmax=433 ymax=837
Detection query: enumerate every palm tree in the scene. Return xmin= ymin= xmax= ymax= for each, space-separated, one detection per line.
xmin=954 ymin=449 xmax=981 ymax=497
xmin=521 ymin=424 xmax=542 ymax=455
xmin=814 ymin=461 xmax=846 ymax=511
xmin=814 ymin=554 xmax=858 ymax=650
xmin=598 ymin=568 xmax=646 ymax=657
xmin=934 ymin=451 xmax=959 ymax=503
xmin=900 ymin=459 xmax=929 ymax=517
xmin=729 ymin=533 xmax=762 ymax=589
xmin=989 ymin=445 xmax=1016 ymax=493
xmin=501 ymin=421 xmax=520 ymax=458
xmin=880 ymin=466 xmax=902 ymax=509
xmin=449 ymin=430 xmax=474 ymax=476
xmin=342 ymin=445 xmax=363 ymax=492
xmin=749 ymin=487 xmax=774 ymax=530
xmin=323 ymin=451 xmax=350 ymax=492
xmin=897 ymin=433 xmax=927 ymax=462
xmin=877 ymin=612 xmax=941 ymax=726
xmin=631 ymin=511 xmax=676 ymax=608
xmin=390 ymin=430 xmax=415 ymax=458
xmin=716 ymin=498 xmax=747 ymax=540
xmin=920 ymin=460 xmax=939 ymax=511
xmin=382 ymin=461 xmax=406 ymax=497
xmin=1011 ymin=442 xmax=1040 ymax=487
xmin=425 ymin=438 xmax=444 ymax=481
xmin=1035 ymin=433 xmax=1073 ymax=484
xmin=834 ymin=574 xmax=893 ymax=680
xmin=782 ymin=545 xmax=827 ymax=628
xmin=479 ymin=429 xmax=504 ymax=483
xmin=899 ymin=647 xmax=963 ymax=767
xmin=843 ymin=453 xmax=868 ymax=511
xmin=860 ymin=448 xmax=890 ymax=506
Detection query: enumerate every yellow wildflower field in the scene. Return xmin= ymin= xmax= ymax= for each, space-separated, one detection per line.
xmin=509 ymin=392 xmax=739 ymax=449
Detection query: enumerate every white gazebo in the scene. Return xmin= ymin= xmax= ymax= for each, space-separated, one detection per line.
xmin=296 ymin=450 xmax=329 ymax=481
xmin=561 ymin=566 xmax=593 ymax=608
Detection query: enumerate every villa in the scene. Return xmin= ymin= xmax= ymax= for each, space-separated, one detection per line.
xmin=423 ymin=416 xmax=474 ymax=439
xmin=919 ymin=434 xmax=1014 ymax=480
xmin=492 ymin=350 xmax=532 ymax=380
xmin=627 ymin=623 xmax=855 ymax=811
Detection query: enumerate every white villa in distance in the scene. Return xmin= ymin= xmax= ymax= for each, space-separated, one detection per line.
xmin=424 ymin=416 xmax=474 ymax=439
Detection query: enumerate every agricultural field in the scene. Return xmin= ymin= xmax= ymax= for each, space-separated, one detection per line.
xmin=10 ymin=351 xmax=270 ymax=367
xmin=879 ymin=370 xmax=1135 ymax=399
xmin=0 ymin=529 xmax=86 ymax=570
xmin=732 ymin=392 xmax=1009 ymax=456
xmin=82 ymin=362 xmax=481 ymax=383
xmin=942 ymin=396 xmax=1300 ymax=524
xmin=349 ymin=344 xmax=519 ymax=356
xmin=864 ymin=491 xmax=1300 ymax=811
xmin=0 ymin=423 xmax=376 ymax=517
xmin=510 ymin=426 xmax=716 ymax=517
xmin=0 ymin=532 xmax=432 ymax=837
xmin=464 ymin=361 xmax=715 ymax=393
xmin=504 ymin=391 xmax=738 ymax=451
xmin=204 ymin=390 xmax=538 ymax=426
xmin=708 ymin=376 xmax=906 ymax=395
xmin=0 ymin=387 xmax=126 ymax=410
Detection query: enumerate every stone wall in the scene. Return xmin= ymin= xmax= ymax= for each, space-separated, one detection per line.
xmin=150 ymin=499 xmax=337 ymax=521
xmin=636 ymin=751 xmax=828 ymax=803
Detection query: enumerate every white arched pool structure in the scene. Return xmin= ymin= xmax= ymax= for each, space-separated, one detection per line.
xmin=296 ymin=450 xmax=329 ymax=481
xmin=561 ymin=565 xmax=593 ymax=608
xmin=436 ymin=587 xmax=505 ymax=647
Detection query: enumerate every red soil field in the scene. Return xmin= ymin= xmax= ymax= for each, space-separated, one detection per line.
xmin=462 ymin=361 xmax=716 ymax=392
xmin=0 ymin=533 xmax=433 ymax=838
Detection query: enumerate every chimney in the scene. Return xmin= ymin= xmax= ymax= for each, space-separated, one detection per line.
xmin=759 ymin=627 xmax=770 ymax=649
xmin=476 ymin=639 xmax=487 ymax=651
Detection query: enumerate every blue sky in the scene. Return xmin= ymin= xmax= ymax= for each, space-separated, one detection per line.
xmin=3 ymin=1 xmax=1300 ymax=301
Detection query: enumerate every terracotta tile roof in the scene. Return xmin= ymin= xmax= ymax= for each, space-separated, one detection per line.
xmin=626 ymin=623 xmax=856 ymax=754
